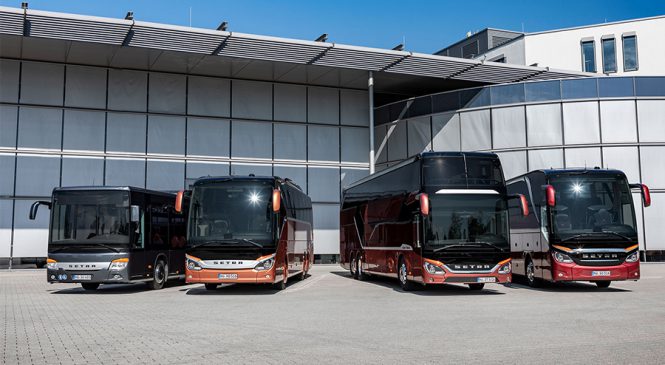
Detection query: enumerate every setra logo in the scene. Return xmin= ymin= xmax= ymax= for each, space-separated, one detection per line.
xmin=453 ymin=264 xmax=492 ymax=270
xmin=67 ymin=264 xmax=97 ymax=269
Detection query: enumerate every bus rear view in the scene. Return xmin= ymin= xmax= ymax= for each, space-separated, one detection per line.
xmin=508 ymin=169 xmax=650 ymax=288
xmin=179 ymin=176 xmax=313 ymax=290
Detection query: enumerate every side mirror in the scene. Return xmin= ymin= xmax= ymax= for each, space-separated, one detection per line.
xmin=175 ymin=190 xmax=184 ymax=213
xmin=272 ymin=188 xmax=281 ymax=212
xmin=544 ymin=185 xmax=556 ymax=207
xmin=630 ymin=183 xmax=651 ymax=208
xmin=418 ymin=193 xmax=430 ymax=216
xmin=130 ymin=205 xmax=140 ymax=222
xmin=509 ymin=194 xmax=530 ymax=217
xmin=29 ymin=201 xmax=51 ymax=220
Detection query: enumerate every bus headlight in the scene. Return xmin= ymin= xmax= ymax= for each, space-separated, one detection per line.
xmin=109 ymin=258 xmax=129 ymax=271
xmin=254 ymin=255 xmax=275 ymax=271
xmin=186 ymin=256 xmax=202 ymax=271
xmin=423 ymin=261 xmax=444 ymax=275
xmin=553 ymin=251 xmax=573 ymax=263
xmin=46 ymin=258 xmax=57 ymax=270
xmin=625 ymin=252 xmax=639 ymax=263
xmin=498 ymin=262 xmax=512 ymax=274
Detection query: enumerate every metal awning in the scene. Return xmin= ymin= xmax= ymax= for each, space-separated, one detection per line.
xmin=0 ymin=6 xmax=591 ymax=85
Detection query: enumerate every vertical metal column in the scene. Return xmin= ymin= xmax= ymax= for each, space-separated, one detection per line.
xmin=368 ymin=71 xmax=375 ymax=174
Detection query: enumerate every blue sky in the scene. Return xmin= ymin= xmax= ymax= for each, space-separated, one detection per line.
xmin=2 ymin=0 xmax=664 ymax=53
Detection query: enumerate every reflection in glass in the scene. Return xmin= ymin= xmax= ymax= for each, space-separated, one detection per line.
xmin=525 ymin=80 xmax=561 ymax=102
xmin=623 ymin=35 xmax=638 ymax=71
xmin=602 ymin=38 xmax=617 ymax=73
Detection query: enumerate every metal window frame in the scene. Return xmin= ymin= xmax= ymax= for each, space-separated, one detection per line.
xmin=580 ymin=39 xmax=596 ymax=73
xmin=622 ymin=33 xmax=639 ymax=72
xmin=601 ymin=36 xmax=617 ymax=74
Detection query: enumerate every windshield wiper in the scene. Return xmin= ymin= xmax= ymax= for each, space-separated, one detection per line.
xmin=51 ymin=243 xmax=120 ymax=253
xmin=560 ymin=231 xmax=632 ymax=243
xmin=431 ymin=241 xmax=506 ymax=253
xmin=188 ymin=239 xmax=263 ymax=250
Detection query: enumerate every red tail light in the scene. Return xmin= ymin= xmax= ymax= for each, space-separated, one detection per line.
xmin=642 ymin=184 xmax=651 ymax=207
xmin=546 ymin=185 xmax=556 ymax=207
xmin=272 ymin=189 xmax=281 ymax=212
xmin=519 ymin=194 xmax=529 ymax=217
xmin=175 ymin=190 xmax=184 ymax=213
xmin=420 ymin=193 xmax=430 ymax=216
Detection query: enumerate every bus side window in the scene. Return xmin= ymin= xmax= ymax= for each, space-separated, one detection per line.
xmin=149 ymin=205 xmax=169 ymax=249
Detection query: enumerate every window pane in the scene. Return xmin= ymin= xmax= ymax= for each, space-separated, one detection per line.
xmin=432 ymin=112 xmax=460 ymax=151
xmin=460 ymin=110 xmax=491 ymax=151
xmin=105 ymin=158 xmax=145 ymax=188
xmin=186 ymin=117 xmax=230 ymax=157
xmin=525 ymin=80 xmax=561 ymax=102
xmin=15 ymin=154 xmax=61 ymax=196
xmin=598 ymin=77 xmax=634 ymax=97
xmin=308 ymin=167 xmax=340 ymax=203
xmin=308 ymin=125 xmax=339 ymax=162
xmin=148 ymin=73 xmax=186 ymax=114
xmin=340 ymin=90 xmax=368 ymax=126
xmin=528 ymin=149 xmax=564 ymax=171
xmin=274 ymin=124 xmax=306 ymax=161
xmin=186 ymin=162 xmax=229 ymax=180
xmin=13 ymin=200 xmax=49 ymax=257
xmin=108 ymin=69 xmax=147 ymax=112
xmin=65 ymin=65 xmax=106 ymax=109
xmin=564 ymin=147 xmax=601 ymax=169
xmin=0 ymin=105 xmax=18 ymax=148
xmin=341 ymin=127 xmax=369 ymax=164
xmin=581 ymin=41 xmax=596 ymax=73
xmin=602 ymin=38 xmax=617 ymax=73
xmin=526 ymin=104 xmax=562 ymax=147
xmin=232 ymin=80 xmax=272 ymax=120
xmin=231 ymin=120 xmax=272 ymax=159
xmin=18 ymin=107 xmax=62 ymax=150
xmin=635 ymin=77 xmax=665 ymax=97
xmin=603 ymin=147 xmax=640 ymax=183
xmin=0 ymin=199 xmax=13 ymax=257
xmin=563 ymin=102 xmax=600 ymax=145
xmin=460 ymin=88 xmax=490 ymax=109
xmin=146 ymin=160 xmax=184 ymax=190
xmin=187 ymin=76 xmax=230 ymax=117
xmin=341 ymin=168 xmax=368 ymax=192
xmin=562 ymin=78 xmax=598 ymax=99
xmin=637 ymin=100 xmax=665 ymax=142
xmin=496 ymin=151 xmax=526 ymax=180
xmin=274 ymin=84 xmax=306 ymax=122
xmin=0 ymin=153 xmax=15 ymax=195
xmin=61 ymin=157 xmax=104 ymax=186
xmin=308 ymin=87 xmax=339 ymax=125
xmin=491 ymin=106 xmax=526 ymax=149
xmin=20 ymin=62 xmax=64 ymax=106
xmin=147 ymin=115 xmax=186 ymax=155
xmin=491 ymin=83 xmax=525 ymax=105
xmin=407 ymin=116 xmax=431 ymax=157
xmin=106 ymin=113 xmax=146 ymax=153
xmin=386 ymin=121 xmax=407 ymax=161
xmin=274 ymin=165 xmax=307 ymax=193
xmin=640 ymin=146 xmax=665 ymax=189
xmin=0 ymin=59 xmax=20 ymax=103
xmin=63 ymin=110 xmax=105 ymax=151
xmin=230 ymin=163 xmax=272 ymax=177
xmin=374 ymin=125 xmax=387 ymax=163
xmin=312 ymin=203 xmax=340 ymax=254
xmin=623 ymin=36 xmax=638 ymax=71
xmin=600 ymin=101 xmax=637 ymax=143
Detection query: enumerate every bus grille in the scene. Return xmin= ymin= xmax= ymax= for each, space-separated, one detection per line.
xmin=575 ymin=252 xmax=625 ymax=266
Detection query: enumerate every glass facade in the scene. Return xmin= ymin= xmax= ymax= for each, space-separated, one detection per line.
xmin=0 ymin=59 xmax=369 ymax=259
xmin=375 ymin=76 xmax=665 ymax=258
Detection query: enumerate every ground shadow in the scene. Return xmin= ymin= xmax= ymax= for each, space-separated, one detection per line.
xmin=49 ymin=279 xmax=187 ymax=295
xmin=507 ymin=275 xmax=632 ymax=293
xmin=330 ymin=271 xmax=506 ymax=296
xmin=184 ymin=274 xmax=311 ymax=295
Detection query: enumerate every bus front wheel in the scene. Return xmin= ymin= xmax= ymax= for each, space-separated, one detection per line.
xmin=274 ymin=262 xmax=288 ymax=290
xmin=595 ymin=280 xmax=611 ymax=288
xmin=147 ymin=260 xmax=167 ymax=290
xmin=204 ymin=283 xmax=218 ymax=291
xmin=525 ymin=259 xmax=541 ymax=288
xmin=398 ymin=258 xmax=416 ymax=291
xmin=81 ymin=283 xmax=99 ymax=291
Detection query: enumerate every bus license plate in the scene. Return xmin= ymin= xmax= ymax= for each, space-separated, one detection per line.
xmin=477 ymin=277 xmax=496 ymax=283
xmin=72 ymin=274 xmax=92 ymax=281
xmin=218 ymin=274 xmax=238 ymax=279
xmin=592 ymin=271 xmax=611 ymax=277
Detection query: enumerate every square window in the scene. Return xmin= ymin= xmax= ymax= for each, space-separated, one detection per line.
xmin=20 ymin=62 xmax=64 ymax=105
xmin=61 ymin=157 xmax=104 ymax=186
xmin=18 ymin=107 xmax=62 ymax=150
xmin=186 ymin=117 xmax=230 ymax=157
xmin=63 ymin=110 xmax=105 ymax=151
xmin=147 ymin=115 xmax=186 ymax=155
xmin=274 ymin=124 xmax=306 ymax=161
xmin=308 ymin=125 xmax=339 ymax=162
xmin=146 ymin=160 xmax=185 ymax=190
xmin=65 ymin=65 xmax=107 ymax=108
xmin=149 ymin=73 xmax=186 ymax=114
xmin=105 ymin=158 xmax=145 ymax=188
xmin=308 ymin=87 xmax=339 ymax=124
xmin=232 ymin=80 xmax=272 ymax=120
xmin=106 ymin=113 xmax=147 ymax=153
xmin=231 ymin=120 xmax=272 ymax=159
xmin=15 ymin=154 xmax=61 ymax=196
xmin=341 ymin=127 xmax=369 ymax=163
xmin=274 ymin=84 xmax=306 ymax=122
xmin=188 ymin=76 xmax=230 ymax=117
xmin=108 ymin=69 xmax=147 ymax=112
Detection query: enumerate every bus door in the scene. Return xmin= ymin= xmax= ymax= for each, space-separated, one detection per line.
xmin=169 ymin=211 xmax=187 ymax=276
xmin=129 ymin=193 xmax=146 ymax=280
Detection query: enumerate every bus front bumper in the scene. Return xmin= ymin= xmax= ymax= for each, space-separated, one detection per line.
xmin=552 ymin=261 xmax=640 ymax=282
xmin=419 ymin=259 xmax=512 ymax=285
xmin=186 ymin=267 xmax=277 ymax=284
xmin=47 ymin=267 xmax=131 ymax=284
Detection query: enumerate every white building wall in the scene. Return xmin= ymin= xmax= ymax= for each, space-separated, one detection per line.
xmin=524 ymin=16 xmax=665 ymax=75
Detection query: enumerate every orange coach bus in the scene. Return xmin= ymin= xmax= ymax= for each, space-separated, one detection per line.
xmin=176 ymin=176 xmax=313 ymax=290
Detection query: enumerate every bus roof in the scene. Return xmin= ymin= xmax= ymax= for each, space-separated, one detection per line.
xmin=52 ymin=186 xmax=176 ymax=196
xmin=191 ymin=175 xmax=304 ymax=193
xmin=344 ymin=151 xmax=500 ymax=191
xmin=507 ymin=168 xmax=628 ymax=183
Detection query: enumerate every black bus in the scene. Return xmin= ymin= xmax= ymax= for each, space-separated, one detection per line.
xmin=30 ymin=186 xmax=187 ymax=290
xmin=340 ymin=152 xmax=528 ymax=291
xmin=177 ymin=176 xmax=314 ymax=290
xmin=507 ymin=168 xmax=650 ymax=288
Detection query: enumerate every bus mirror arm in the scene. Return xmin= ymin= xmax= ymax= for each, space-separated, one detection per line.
xmin=630 ymin=183 xmax=651 ymax=207
xmin=509 ymin=194 xmax=530 ymax=217
xmin=29 ymin=201 xmax=51 ymax=220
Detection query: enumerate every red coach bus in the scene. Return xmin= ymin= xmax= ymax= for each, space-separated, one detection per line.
xmin=507 ymin=168 xmax=650 ymax=288
xmin=340 ymin=152 xmax=528 ymax=291
xmin=176 ymin=176 xmax=313 ymax=290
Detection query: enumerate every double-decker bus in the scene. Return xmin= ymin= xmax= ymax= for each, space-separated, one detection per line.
xmin=176 ymin=176 xmax=313 ymax=291
xmin=29 ymin=187 xmax=187 ymax=290
xmin=507 ymin=168 xmax=650 ymax=288
xmin=340 ymin=152 xmax=528 ymax=291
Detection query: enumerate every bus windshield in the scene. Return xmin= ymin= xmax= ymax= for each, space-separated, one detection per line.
xmin=550 ymin=175 xmax=637 ymax=241
xmin=51 ymin=191 xmax=131 ymax=245
xmin=188 ymin=181 xmax=275 ymax=246
xmin=424 ymin=194 xmax=509 ymax=250
xmin=423 ymin=156 xmax=504 ymax=189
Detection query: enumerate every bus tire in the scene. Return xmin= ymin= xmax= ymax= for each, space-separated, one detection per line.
xmin=300 ymin=253 xmax=309 ymax=281
xmin=468 ymin=283 xmax=485 ymax=291
xmin=274 ymin=262 xmax=288 ymax=290
xmin=81 ymin=283 xmax=99 ymax=291
xmin=357 ymin=254 xmax=367 ymax=281
xmin=398 ymin=258 xmax=415 ymax=292
xmin=595 ymin=280 xmax=611 ymax=288
xmin=147 ymin=260 xmax=167 ymax=290
xmin=350 ymin=253 xmax=358 ymax=279
xmin=204 ymin=283 xmax=218 ymax=291
xmin=525 ymin=258 xmax=541 ymax=288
